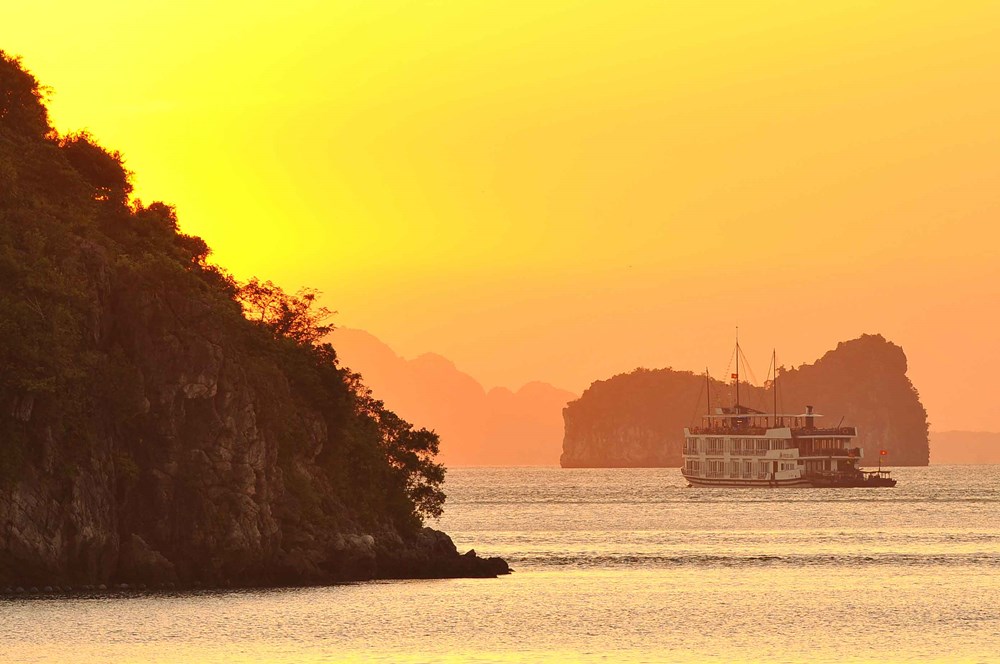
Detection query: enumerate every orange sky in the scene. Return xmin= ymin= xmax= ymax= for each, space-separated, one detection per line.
xmin=5 ymin=2 xmax=1000 ymax=431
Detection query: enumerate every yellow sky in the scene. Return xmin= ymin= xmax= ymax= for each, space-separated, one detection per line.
xmin=5 ymin=1 xmax=1000 ymax=430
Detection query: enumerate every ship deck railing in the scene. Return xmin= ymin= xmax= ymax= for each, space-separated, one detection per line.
xmin=794 ymin=427 xmax=858 ymax=437
xmin=684 ymin=448 xmax=781 ymax=456
xmin=689 ymin=427 xmax=770 ymax=435
xmin=685 ymin=447 xmax=862 ymax=457
xmin=687 ymin=426 xmax=857 ymax=437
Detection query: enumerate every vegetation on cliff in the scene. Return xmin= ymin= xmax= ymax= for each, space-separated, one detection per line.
xmin=561 ymin=334 xmax=930 ymax=467
xmin=0 ymin=52 xmax=503 ymax=587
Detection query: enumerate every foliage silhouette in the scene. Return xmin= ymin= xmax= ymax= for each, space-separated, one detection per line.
xmin=58 ymin=131 xmax=132 ymax=204
xmin=238 ymin=278 xmax=334 ymax=345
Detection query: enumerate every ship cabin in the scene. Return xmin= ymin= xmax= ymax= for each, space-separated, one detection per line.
xmin=681 ymin=405 xmax=863 ymax=485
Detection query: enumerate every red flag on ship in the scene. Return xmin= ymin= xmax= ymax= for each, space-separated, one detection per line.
xmin=880 ymin=449 xmax=888 ymax=456
xmin=731 ymin=373 xmax=738 ymax=379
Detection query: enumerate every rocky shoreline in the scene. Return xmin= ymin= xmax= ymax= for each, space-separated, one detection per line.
xmin=0 ymin=528 xmax=509 ymax=597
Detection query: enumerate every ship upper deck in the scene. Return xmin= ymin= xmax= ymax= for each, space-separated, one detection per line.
xmin=686 ymin=406 xmax=855 ymax=438
xmin=687 ymin=425 xmax=857 ymax=437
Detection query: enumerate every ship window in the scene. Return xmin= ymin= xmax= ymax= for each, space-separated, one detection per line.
xmin=706 ymin=459 xmax=723 ymax=477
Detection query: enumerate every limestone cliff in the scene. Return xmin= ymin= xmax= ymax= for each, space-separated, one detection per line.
xmin=561 ymin=335 xmax=929 ymax=467
xmin=0 ymin=52 xmax=506 ymax=589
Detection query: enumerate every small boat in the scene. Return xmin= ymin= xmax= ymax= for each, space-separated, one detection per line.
xmin=805 ymin=468 xmax=896 ymax=488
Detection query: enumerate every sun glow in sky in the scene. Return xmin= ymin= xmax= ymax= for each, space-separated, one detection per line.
xmin=6 ymin=1 xmax=1000 ymax=430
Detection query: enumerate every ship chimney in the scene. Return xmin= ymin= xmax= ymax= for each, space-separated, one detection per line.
xmin=805 ymin=405 xmax=815 ymax=429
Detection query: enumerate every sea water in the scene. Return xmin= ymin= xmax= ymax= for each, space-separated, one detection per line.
xmin=2 ymin=466 xmax=999 ymax=663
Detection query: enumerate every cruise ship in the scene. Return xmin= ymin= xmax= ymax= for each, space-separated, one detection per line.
xmin=680 ymin=345 xmax=895 ymax=488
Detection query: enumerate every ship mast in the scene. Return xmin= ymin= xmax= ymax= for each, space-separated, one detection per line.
xmin=772 ymin=348 xmax=777 ymax=428
xmin=705 ymin=368 xmax=711 ymax=425
xmin=734 ymin=327 xmax=740 ymax=410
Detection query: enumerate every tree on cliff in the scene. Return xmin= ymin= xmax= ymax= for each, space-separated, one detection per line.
xmin=58 ymin=131 xmax=132 ymax=204
xmin=0 ymin=52 xmax=49 ymax=137
xmin=237 ymin=278 xmax=334 ymax=345
xmin=352 ymin=385 xmax=446 ymax=520
xmin=237 ymin=277 xmax=447 ymax=520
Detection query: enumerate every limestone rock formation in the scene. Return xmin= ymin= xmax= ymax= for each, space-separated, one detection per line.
xmin=561 ymin=334 xmax=930 ymax=467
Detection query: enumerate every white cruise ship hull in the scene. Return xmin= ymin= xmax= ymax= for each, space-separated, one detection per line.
xmin=684 ymin=474 xmax=813 ymax=488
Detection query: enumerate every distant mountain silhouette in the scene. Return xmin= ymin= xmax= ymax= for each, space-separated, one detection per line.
xmin=331 ymin=329 xmax=576 ymax=466
xmin=562 ymin=334 xmax=930 ymax=467
xmin=930 ymin=431 xmax=1000 ymax=464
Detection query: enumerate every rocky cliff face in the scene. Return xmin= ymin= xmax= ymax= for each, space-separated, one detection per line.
xmin=0 ymin=52 xmax=506 ymax=590
xmin=560 ymin=369 xmax=706 ymax=467
xmin=776 ymin=335 xmax=929 ymax=466
xmin=561 ymin=335 xmax=930 ymax=467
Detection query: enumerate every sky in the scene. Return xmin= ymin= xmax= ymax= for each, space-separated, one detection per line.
xmin=4 ymin=1 xmax=1000 ymax=431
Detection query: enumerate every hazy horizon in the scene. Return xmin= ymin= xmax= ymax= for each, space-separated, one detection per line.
xmin=332 ymin=327 xmax=999 ymax=468
xmin=340 ymin=325 xmax=1000 ymax=432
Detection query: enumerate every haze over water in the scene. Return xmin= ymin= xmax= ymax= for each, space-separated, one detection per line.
xmin=3 ymin=466 xmax=998 ymax=663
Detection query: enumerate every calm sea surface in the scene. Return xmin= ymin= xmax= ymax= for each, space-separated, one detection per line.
xmin=3 ymin=466 xmax=999 ymax=663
